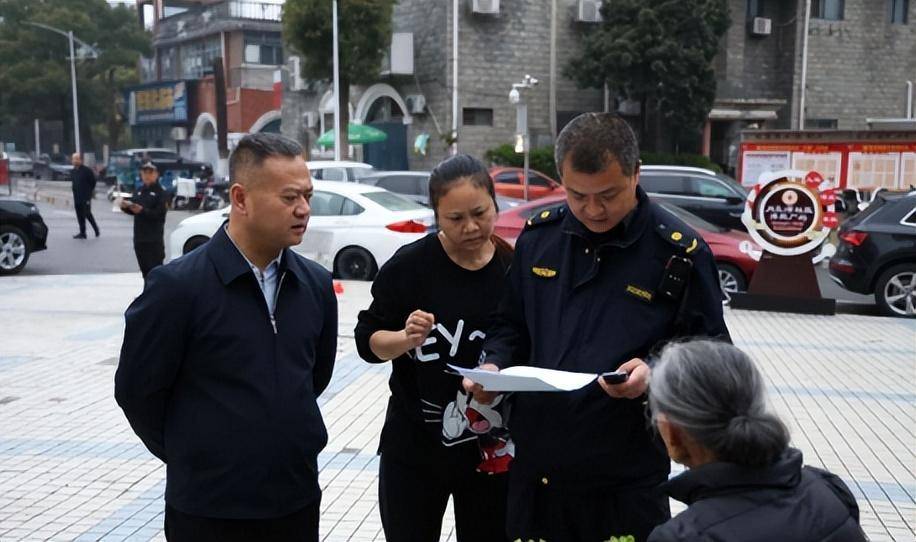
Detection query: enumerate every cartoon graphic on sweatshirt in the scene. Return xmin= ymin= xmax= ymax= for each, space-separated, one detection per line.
xmin=413 ymin=319 xmax=514 ymax=473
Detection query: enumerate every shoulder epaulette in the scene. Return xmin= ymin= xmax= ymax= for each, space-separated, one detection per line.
xmin=655 ymin=221 xmax=700 ymax=255
xmin=524 ymin=205 xmax=566 ymax=230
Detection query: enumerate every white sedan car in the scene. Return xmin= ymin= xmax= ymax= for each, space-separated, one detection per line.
xmin=168 ymin=180 xmax=434 ymax=280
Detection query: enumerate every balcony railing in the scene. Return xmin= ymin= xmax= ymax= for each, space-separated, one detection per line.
xmin=226 ymin=1 xmax=283 ymax=21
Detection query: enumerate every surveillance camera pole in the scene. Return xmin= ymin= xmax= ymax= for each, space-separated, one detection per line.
xmin=510 ymin=75 xmax=539 ymax=201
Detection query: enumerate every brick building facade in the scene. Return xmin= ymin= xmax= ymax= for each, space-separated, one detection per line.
xmin=279 ymin=0 xmax=915 ymax=173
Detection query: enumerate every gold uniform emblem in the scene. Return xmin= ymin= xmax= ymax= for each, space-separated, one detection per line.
xmin=670 ymin=231 xmax=683 ymax=241
xmin=625 ymin=285 xmax=654 ymax=302
xmin=531 ymin=266 xmax=558 ymax=278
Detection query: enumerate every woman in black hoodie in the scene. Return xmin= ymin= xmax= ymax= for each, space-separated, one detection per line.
xmin=648 ymin=340 xmax=867 ymax=542
xmin=355 ymin=155 xmax=514 ymax=541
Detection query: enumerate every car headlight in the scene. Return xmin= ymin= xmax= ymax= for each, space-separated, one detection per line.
xmin=27 ymin=204 xmax=40 ymax=216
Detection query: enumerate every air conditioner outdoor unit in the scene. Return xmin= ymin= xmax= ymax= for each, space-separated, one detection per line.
xmin=405 ymin=94 xmax=426 ymax=114
xmin=577 ymin=0 xmax=603 ymax=23
xmin=469 ymin=0 xmax=499 ymax=15
xmin=751 ymin=17 xmax=772 ymax=36
xmin=288 ymin=56 xmax=307 ymax=91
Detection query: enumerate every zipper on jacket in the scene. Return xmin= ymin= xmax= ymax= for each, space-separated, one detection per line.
xmin=270 ymin=271 xmax=286 ymax=335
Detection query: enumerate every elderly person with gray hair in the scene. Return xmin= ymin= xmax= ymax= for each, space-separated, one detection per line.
xmin=647 ymin=340 xmax=866 ymax=542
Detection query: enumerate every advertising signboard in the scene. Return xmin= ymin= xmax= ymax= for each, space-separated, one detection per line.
xmin=128 ymin=81 xmax=188 ymax=126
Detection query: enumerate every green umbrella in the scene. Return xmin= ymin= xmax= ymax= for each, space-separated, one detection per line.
xmin=317 ymin=123 xmax=388 ymax=147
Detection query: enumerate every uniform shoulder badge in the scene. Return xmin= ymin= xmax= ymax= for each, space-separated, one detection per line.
xmin=655 ymin=221 xmax=700 ymax=255
xmin=524 ymin=205 xmax=566 ymax=230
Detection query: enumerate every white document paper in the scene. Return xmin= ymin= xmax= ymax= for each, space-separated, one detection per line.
xmin=448 ymin=364 xmax=598 ymax=392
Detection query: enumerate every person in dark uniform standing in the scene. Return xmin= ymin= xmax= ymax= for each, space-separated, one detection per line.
xmin=120 ymin=160 xmax=166 ymax=280
xmin=464 ymin=112 xmax=730 ymax=542
xmin=70 ymin=152 xmax=100 ymax=239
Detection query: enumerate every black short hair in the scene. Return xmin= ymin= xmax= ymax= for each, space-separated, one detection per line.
xmin=554 ymin=112 xmax=639 ymax=177
xmin=229 ymin=133 xmax=303 ymax=184
xmin=428 ymin=154 xmax=497 ymax=216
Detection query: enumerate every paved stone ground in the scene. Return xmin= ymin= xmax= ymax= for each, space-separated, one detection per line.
xmin=0 ymin=273 xmax=913 ymax=541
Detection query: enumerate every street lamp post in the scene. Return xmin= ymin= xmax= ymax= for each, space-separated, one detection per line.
xmin=509 ymin=75 xmax=539 ymax=201
xmin=331 ymin=0 xmax=342 ymax=161
xmin=24 ymin=22 xmax=98 ymax=156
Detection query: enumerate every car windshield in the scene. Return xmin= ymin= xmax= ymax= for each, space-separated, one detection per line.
xmin=147 ymin=151 xmax=180 ymax=160
xmin=350 ymin=167 xmax=377 ymax=180
xmin=10 ymin=152 xmax=30 ymax=160
xmin=715 ymin=173 xmax=748 ymax=195
xmin=363 ymin=191 xmax=426 ymax=211
xmin=659 ymin=202 xmax=728 ymax=233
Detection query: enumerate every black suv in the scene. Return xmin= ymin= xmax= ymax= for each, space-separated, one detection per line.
xmin=639 ymin=166 xmax=747 ymax=230
xmin=829 ymin=191 xmax=916 ymax=317
xmin=0 ymin=199 xmax=49 ymax=275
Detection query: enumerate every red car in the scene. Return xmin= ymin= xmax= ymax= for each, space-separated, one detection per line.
xmin=489 ymin=166 xmax=565 ymax=201
xmin=494 ymin=196 xmax=759 ymax=293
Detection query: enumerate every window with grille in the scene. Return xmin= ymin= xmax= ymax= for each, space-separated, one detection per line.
xmin=463 ymin=108 xmax=494 ymax=127
xmin=812 ymin=0 xmax=844 ymax=20
xmin=889 ymin=0 xmax=909 ymax=23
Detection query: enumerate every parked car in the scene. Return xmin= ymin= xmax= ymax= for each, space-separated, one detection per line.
xmin=359 ymin=171 xmax=525 ymax=212
xmin=829 ymin=190 xmax=916 ymax=318
xmin=307 ymin=160 xmax=375 ymax=182
xmin=2 ymin=151 xmax=34 ymax=177
xmin=493 ymin=194 xmax=759 ymax=293
xmin=638 ymin=165 xmax=747 ymax=231
xmin=658 ymin=201 xmax=758 ymax=294
xmin=489 ymin=166 xmax=565 ymax=200
xmin=168 ymin=181 xmax=434 ymax=281
xmin=359 ymin=171 xmax=430 ymax=205
xmin=32 ymin=154 xmax=75 ymax=180
xmin=0 ymin=199 xmax=48 ymax=275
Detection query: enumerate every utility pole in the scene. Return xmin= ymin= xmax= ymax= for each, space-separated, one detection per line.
xmin=24 ymin=23 xmax=98 ymax=155
xmin=332 ymin=0 xmax=342 ymax=160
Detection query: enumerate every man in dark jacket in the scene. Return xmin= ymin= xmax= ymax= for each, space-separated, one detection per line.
xmin=466 ymin=113 xmax=730 ymax=541
xmin=115 ymin=133 xmax=337 ymax=542
xmin=70 ymin=153 xmax=99 ymax=239
xmin=120 ymin=160 xmax=167 ymax=280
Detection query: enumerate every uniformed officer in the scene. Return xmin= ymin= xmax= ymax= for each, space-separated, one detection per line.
xmin=465 ymin=112 xmax=730 ymax=542
xmin=120 ymin=160 xmax=167 ymax=281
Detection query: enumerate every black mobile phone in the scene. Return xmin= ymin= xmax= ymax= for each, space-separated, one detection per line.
xmin=600 ymin=370 xmax=629 ymax=385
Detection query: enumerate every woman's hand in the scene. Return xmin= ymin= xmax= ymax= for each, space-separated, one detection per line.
xmin=403 ymin=310 xmax=436 ymax=350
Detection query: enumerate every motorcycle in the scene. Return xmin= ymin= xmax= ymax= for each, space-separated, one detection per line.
xmin=173 ymin=176 xmax=229 ymax=211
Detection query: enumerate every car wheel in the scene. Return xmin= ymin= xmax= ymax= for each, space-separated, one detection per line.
xmin=335 ymin=247 xmax=377 ymax=281
xmin=182 ymin=236 xmax=210 ymax=255
xmin=875 ymin=264 xmax=916 ymax=318
xmin=0 ymin=225 xmax=31 ymax=275
xmin=717 ymin=263 xmax=747 ymax=294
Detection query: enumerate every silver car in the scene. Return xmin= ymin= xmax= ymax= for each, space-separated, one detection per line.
xmin=3 ymin=152 xmax=34 ymax=176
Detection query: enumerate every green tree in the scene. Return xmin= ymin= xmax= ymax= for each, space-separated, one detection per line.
xmin=566 ymin=0 xmax=729 ymax=151
xmin=283 ymin=0 xmax=397 ymax=158
xmin=0 ymin=0 xmax=150 ymax=153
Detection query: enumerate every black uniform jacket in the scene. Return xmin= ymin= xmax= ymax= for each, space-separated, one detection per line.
xmin=483 ymin=186 xmax=729 ymax=491
xmin=650 ymin=448 xmax=867 ymax=542
xmin=70 ymin=164 xmax=96 ymax=203
xmin=114 ymin=226 xmax=338 ymax=519
xmin=123 ymin=181 xmax=167 ymax=243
